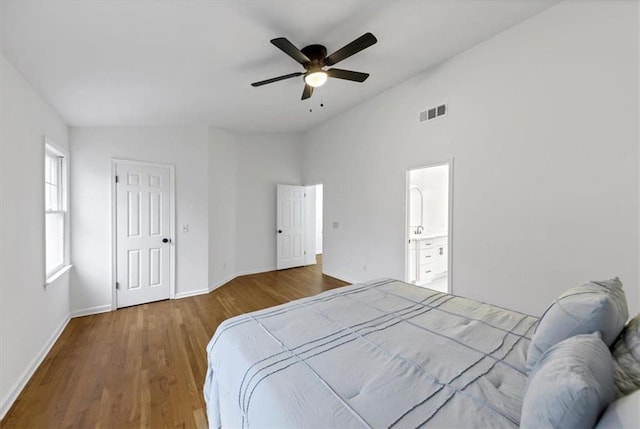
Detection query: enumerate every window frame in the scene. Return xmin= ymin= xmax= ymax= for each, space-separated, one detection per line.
xmin=44 ymin=137 xmax=71 ymax=285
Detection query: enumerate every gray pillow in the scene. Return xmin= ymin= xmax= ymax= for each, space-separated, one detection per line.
xmin=521 ymin=332 xmax=615 ymax=429
xmin=610 ymin=313 xmax=640 ymax=398
xmin=595 ymin=389 xmax=640 ymax=428
xmin=526 ymin=278 xmax=628 ymax=373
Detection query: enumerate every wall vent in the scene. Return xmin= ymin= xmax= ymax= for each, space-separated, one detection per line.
xmin=419 ymin=102 xmax=447 ymax=123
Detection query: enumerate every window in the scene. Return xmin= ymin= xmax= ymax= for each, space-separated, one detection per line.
xmin=45 ymin=139 xmax=69 ymax=281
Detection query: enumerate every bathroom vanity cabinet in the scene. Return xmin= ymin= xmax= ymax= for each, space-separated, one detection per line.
xmin=408 ymin=235 xmax=448 ymax=285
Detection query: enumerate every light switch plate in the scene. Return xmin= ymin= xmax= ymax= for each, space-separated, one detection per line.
xmin=181 ymin=224 xmax=189 ymax=233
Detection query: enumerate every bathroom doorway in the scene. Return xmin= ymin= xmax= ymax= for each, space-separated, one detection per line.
xmin=405 ymin=162 xmax=452 ymax=293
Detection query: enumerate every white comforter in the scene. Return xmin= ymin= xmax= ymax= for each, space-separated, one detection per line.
xmin=204 ymin=279 xmax=538 ymax=428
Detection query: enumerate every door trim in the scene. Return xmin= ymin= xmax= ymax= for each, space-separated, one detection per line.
xmin=404 ymin=158 xmax=454 ymax=294
xmin=110 ymin=158 xmax=176 ymax=311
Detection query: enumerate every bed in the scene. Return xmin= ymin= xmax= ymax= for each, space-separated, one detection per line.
xmin=204 ymin=278 xmax=539 ymax=428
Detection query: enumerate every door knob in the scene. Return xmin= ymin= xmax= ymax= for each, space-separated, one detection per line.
xmin=278 ymin=230 xmax=282 ymax=234
xmin=162 ymin=238 xmax=171 ymax=243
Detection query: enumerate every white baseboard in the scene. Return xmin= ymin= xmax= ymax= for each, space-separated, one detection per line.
xmin=321 ymin=270 xmax=357 ymax=285
xmin=175 ymin=264 xmax=349 ymax=301
xmin=70 ymin=304 xmax=112 ymax=318
xmin=174 ymin=272 xmax=241 ymax=299
xmin=0 ymin=314 xmax=70 ymax=420
xmin=208 ymin=274 xmax=237 ymax=292
xmin=174 ymin=287 xmax=212 ymax=299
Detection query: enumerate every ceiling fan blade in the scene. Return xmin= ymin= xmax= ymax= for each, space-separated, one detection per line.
xmin=301 ymin=84 xmax=313 ymax=100
xmin=271 ymin=38 xmax=311 ymax=65
xmin=251 ymin=72 xmax=303 ymax=87
xmin=324 ymin=32 xmax=377 ymax=66
xmin=327 ymin=68 xmax=370 ymax=82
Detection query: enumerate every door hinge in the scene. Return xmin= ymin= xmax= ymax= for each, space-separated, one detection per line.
xmin=116 ymin=282 xmax=120 ymax=290
xmin=304 ymin=193 xmax=306 ymax=197
xmin=304 ymin=250 xmax=306 ymax=255
xmin=115 ymin=175 xmax=119 ymax=183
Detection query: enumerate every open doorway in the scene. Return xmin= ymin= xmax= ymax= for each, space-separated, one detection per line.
xmin=315 ymin=184 xmax=323 ymax=258
xmin=406 ymin=162 xmax=452 ymax=293
xmin=304 ymin=184 xmax=323 ymax=267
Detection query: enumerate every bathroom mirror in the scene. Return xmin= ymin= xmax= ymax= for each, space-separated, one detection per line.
xmin=409 ymin=185 xmax=423 ymax=230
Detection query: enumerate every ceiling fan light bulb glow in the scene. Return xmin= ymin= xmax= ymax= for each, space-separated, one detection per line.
xmin=305 ymin=71 xmax=328 ymax=88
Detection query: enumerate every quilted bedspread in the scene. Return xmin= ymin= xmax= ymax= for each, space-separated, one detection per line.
xmin=204 ymin=279 xmax=538 ymax=428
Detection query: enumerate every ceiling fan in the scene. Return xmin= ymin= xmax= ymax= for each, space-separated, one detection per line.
xmin=251 ymin=33 xmax=377 ymax=100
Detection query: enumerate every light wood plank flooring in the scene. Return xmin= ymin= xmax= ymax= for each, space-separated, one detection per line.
xmin=1 ymin=257 xmax=347 ymax=428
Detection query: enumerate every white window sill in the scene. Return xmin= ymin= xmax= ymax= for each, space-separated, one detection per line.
xmin=45 ymin=264 xmax=72 ymax=288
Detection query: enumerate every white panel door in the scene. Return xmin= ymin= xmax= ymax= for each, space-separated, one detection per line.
xmin=116 ymin=163 xmax=171 ymax=308
xmin=276 ymin=184 xmax=306 ymax=270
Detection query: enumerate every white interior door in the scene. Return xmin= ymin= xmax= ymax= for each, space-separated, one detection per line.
xmin=116 ymin=162 xmax=172 ymax=308
xmin=277 ymin=184 xmax=306 ymax=270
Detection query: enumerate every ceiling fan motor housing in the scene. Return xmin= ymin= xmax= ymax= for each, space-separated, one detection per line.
xmin=301 ymin=44 xmax=327 ymax=63
xmin=301 ymin=44 xmax=327 ymax=74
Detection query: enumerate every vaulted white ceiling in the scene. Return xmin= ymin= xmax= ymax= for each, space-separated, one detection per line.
xmin=1 ymin=1 xmax=558 ymax=133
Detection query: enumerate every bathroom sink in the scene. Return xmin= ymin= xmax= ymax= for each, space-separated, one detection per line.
xmin=409 ymin=233 xmax=447 ymax=240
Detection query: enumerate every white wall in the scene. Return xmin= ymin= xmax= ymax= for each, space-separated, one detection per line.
xmin=208 ymin=130 xmax=305 ymax=284
xmin=234 ymin=133 xmax=302 ymax=274
xmin=208 ymin=127 xmax=238 ymax=288
xmin=70 ymin=127 xmax=303 ymax=305
xmin=0 ymin=54 xmax=70 ymax=417
xmin=302 ymin=0 xmax=639 ymax=316
xmin=70 ymin=126 xmax=209 ymax=311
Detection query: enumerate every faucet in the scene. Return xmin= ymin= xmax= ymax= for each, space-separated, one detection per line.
xmin=415 ymin=226 xmax=424 ymax=235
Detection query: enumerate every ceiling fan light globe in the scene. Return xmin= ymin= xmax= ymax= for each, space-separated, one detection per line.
xmin=304 ymin=71 xmax=328 ymax=88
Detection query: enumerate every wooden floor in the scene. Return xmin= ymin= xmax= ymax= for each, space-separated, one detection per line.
xmin=1 ymin=257 xmax=347 ymax=428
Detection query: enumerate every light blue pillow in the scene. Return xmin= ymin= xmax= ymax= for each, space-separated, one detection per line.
xmin=526 ymin=278 xmax=628 ymax=373
xmin=596 ymin=389 xmax=640 ymax=428
xmin=521 ymin=332 xmax=615 ymax=429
